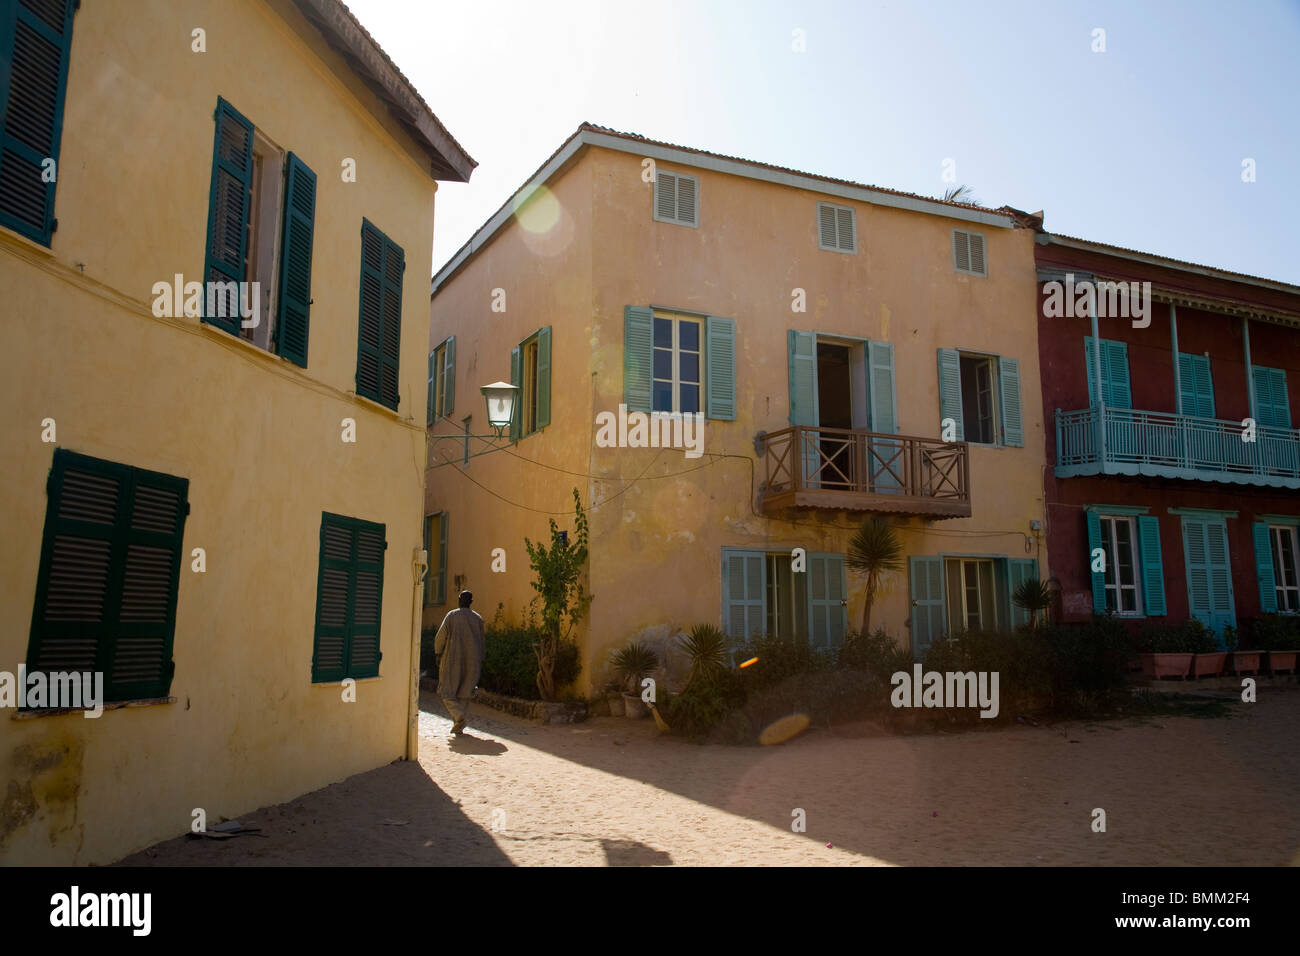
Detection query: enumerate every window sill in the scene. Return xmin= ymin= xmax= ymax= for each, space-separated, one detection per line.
xmin=352 ymin=391 xmax=403 ymax=419
xmin=0 ymin=223 xmax=55 ymax=258
xmin=311 ymin=676 xmax=383 ymax=687
xmin=199 ymin=320 xmax=287 ymax=363
xmin=11 ymin=696 xmax=176 ymax=720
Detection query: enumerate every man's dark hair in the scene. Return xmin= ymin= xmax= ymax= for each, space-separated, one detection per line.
xmin=458 ymin=590 xmax=473 ymax=609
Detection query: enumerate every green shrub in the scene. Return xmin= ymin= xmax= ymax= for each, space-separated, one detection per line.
xmin=837 ymin=628 xmax=913 ymax=678
xmin=665 ymin=666 xmax=747 ymax=741
xmin=1041 ymin=616 xmax=1132 ymax=702
xmin=420 ymin=629 xmax=438 ymax=675
xmin=1136 ymin=618 xmax=1217 ymax=654
xmin=1251 ymin=614 xmax=1300 ymax=650
xmin=480 ymin=620 xmax=580 ymax=700
xmin=733 ymin=633 xmax=833 ymax=693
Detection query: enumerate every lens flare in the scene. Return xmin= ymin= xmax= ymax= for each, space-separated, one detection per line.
xmin=759 ymin=712 xmax=810 ymax=745
xmin=513 ymin=184 xmax=561 ymax=234
xmin=739 ymin=656 xmax=758 ymax=668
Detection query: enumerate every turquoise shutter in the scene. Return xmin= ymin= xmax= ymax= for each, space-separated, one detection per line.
xmin=509 ymin=345 xmax=521 ymax=441
xmin=624 ymin=306 xmax=653 ymax=413
xmin=998 ymin=356 xmax=1023 ymax=447
xmin=1253 ymin=367 xmax=1291 ymax=429
xmin=203 ymin=98 xmax=255 ymax=334
xmin=868 ymin=341 xmax=897 ymax=433
xmin=275 ymin=153 xmax=316 ymax=367
xmin=705 ymin=315 xmax=736 ymax=420
xmin=1137 ymin=515 xmax=1166 ymax=616
xmin=936 ymin=349 xmax=963 ymax=440
xmin=437 ymin=512 xmax=448 ymax=605
xmin=1178 ymin=353 xmax=1215 ymax=418
xmin=1085 ymin=338 xmax=1132 ymax=409
xmin=442 ymin=336 xmax=456 ymax=418
xmin=1085 ymin=510 xmax=1107 ymax=613
xmin=1182 ymin=518 xmax=1211 ymax=628
xmin=721 ymin=550 xmax=765 ymax=642
xmin=1009 ymin=558 xmax=1039 ymax=629
xmin=808 ymin=554 xmax=847 ymax=649
xmin=1253 ymin=522 xmax=1277 ymax=614
xmin=0 ymin=0 xmax=76 ymax=245
xmin=909 ymin=556 xmax=945 ymax=657
xmin=535 ymin=326 xmax=551 ymax=428
xmin=356 ymin=220 xmax=404 ymax=410
xmin=788 ymin=330 xmax=817 ymax=426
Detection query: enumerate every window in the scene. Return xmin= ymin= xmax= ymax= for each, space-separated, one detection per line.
xmin=510 ymin=327 xmax=551 ymax=439
xmin=355 ymin=219 xmax=403 ymax=410
xmin=0 ymin=0 xmax=76 ymax=246
xmin=312 ymin=513 xmax=385 ymax=682
xmin=817 ymin=202 xmax=855 ymax=252
xmin=428 ymin=337 xmax=455 ymax=424
xmin=653 ymin=169 xmax=698 ymax=226
xmin=1177 ymin=352 xmax=1215 ymax=419
xmin=945 ymin=558 xmax=998 ymax=631
xmin=909 ymin=555 xmax=1039 ymax=655
xmin=1252 ymin=367 xmax=1292 ymax=430
xmin=764 ymin=554 xmax=808 ymax=642
xmin=1084 ymin=337 xmax=1132 ymax=409
xmin=462 ymin=416 xmax=472 ymax=465
xmin=203 ymin=99 xmax=316 ymax=365
xmin=653 ymin=312 xmax=702 ymax=414
xmin=722 ymin=550 xmax=846 ymax=650
xmin=1270 ymin=525 xmax=1300 ymax=613
xmin=937 ymin=349 xmax=1022 ymax=447
xmin=1098 ymin=516 xmax=1143 ymax=615
xmin=423 ymin=512 xmax=447 ymax=606
xmin=952 ymin=229 xmax=986 ymax=276
xmin=26 ymin=449 xmax=189 ymax=704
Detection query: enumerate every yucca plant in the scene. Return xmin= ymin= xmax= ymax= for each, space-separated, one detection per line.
xmin=680 ymin=624 xmax=729 ymax=690
xmin=611 ymin=641 xmax=659 ymax=695
xmin=1012 ymin=578 xmax=1055 ymax=630
xmin=846 ymin=518 xmax=903 ymax=635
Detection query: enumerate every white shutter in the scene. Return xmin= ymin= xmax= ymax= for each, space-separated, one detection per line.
xmin=817 ymin=203 xmax=837 ymax=249
xmin=968 ymin=232 xmax=986 ymax=275
xmin=952 ymin=230 xmax=971 ymax=273
xmin=655 ymin=171 xmax=678 ymax=221
xmin=676 ymin=175 xmax=697 ymax=225
xmin=836 ymin=206 xmax=854 ymax=251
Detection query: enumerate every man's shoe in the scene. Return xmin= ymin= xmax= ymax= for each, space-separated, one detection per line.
xmin=450 ymin=719 xmax=466 ymax=735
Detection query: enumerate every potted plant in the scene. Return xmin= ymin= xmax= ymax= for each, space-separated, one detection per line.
xmin=1226 ymin=624 xmax=1261 ymax=676
xmin=1137 ymin=621 xmax=1193 ymax=679
xmin=1257 ymin=615 xmax=1300 ymax=675
xmin=603 ymin=678 xmax=625 ymax=717
xmin=1188 ymin=619 xmax=1227 ymax=678
xmin=611 ymin=641 xmax=659 ymax=719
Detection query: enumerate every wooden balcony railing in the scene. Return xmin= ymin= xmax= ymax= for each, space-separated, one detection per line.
xmin=758 ymin=425 xmax=971 ymax=517
xmin=1056 ymin=406 xmax=1300 ymax=488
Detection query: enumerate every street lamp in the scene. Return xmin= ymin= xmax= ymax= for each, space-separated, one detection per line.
xmin=480 ymin=381 xmax=519 ymax=434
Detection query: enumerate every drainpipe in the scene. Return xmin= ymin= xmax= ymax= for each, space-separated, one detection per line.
xmin=407 ymin=547 xmax=428 ymax=760
xmin=1090 ymin=300 xmax=1106 ymax=468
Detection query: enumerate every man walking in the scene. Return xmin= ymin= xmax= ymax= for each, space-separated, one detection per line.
xmin=434 ymin=589 xmax=486 ymax=735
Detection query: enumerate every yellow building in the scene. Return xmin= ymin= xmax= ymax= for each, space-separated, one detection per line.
xmin=426 ymin=124 xmax=1046 ymax=697
xmin=0 ymin=0 xmax=473 ymax=864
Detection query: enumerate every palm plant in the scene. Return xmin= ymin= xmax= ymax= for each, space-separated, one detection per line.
xmin=679 ymin=624 xmax=729 ymax=689
xmin=611 ymin=641 xmax=659 ymax=695
xmin=941 ymin=184 xmax=982 ymax=206
xmin=846 ymin=518 xmax=903 ymax=635
xmin=1012 ymin=578 xmax=1054 ymax=630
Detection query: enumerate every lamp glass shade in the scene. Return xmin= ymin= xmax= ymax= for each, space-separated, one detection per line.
xmin=480 ymin=381 xmax=518 ymax=429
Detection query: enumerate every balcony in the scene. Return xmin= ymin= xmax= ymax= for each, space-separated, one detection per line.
xmin=758 ymin=425 xmax=971 ymax=518
xmin=1056 ymin=406 xmax=1300 ymax=488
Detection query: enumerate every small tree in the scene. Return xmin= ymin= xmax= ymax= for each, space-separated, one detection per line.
xmin=846 ymin=518 xmax=903 ymax=635
xmin=524 ymin=489 xmax=591 ymax=700
xmin=1012 ymin=578 xmax=1054 ymax=630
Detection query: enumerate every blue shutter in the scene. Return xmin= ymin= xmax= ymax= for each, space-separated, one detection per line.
xmin=788 ymin=330 xmax=817 ymax=426
xmin=936 ymin=349 xmax=963 ymax=440
xmin=1253 ymin=367 xmax=1291 ymax=430
xmin=998 ymin=356 xmax=1023 ymax=447
xmin=0 ymin=0 xmax=76 ymax=245
xmin=1085 ymin=337 xmax=1131 ymax=409
xmin=1009 ymin=558 xmax=1039 ymax=629
xmin=1137 ymin=515 xmax=1166 ymax=616
xmin=1178 ymin=353 xmax=1215 ymax=419
xmin=535 ymin=327 xmax=550 ymax=428
xmin=868 ymin=340 xmax=902 ymax=493
xmin=203 ymin=98 xmax=255 ymax=334
xmin=705 ymin=315 xmax=736 ymax=420
xmin=624 ymin=306 xmax=653 ymax=413
xmin=442 ymin=336 xmax=456 ymax=418
xmin=909 ymin=556 xmax=945 ymax=657
xmin=721 ymin=551 xmax=766 ymax=642
xmin=275 ymin=152 xmax=316 ymax=367
xmin=1182 ymin=518 xmax=1235 ymax=641
xmin=1253 ymin=522 xmax=1277 ymax=614
xmin=808 ymin=553 xmax=847 ymax=649
xmin=1086 ymin=510 xmax=1107 ymax=613
xmin=509 ymin=345 xmax=521 ymax=441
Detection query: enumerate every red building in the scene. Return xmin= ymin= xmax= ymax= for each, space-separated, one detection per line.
xmin=1032 ymin=226 xmax=1300 ymax=643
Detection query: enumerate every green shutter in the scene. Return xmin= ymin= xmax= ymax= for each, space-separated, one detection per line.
xmin=909 ymin=556 xmax=945 ymax=657
xmin=313 ymin=513 xmax=385 ymax=682
xmin=807 ymin=553 xmax=847 ymax=649
xmin=27 ymin=450 xmax=189 ymax=704
xmin=442 ymin=336 xmax=456 ymax=418
xmin=1086 ymin=510 xmax=1106 ymax=613
xmin=721 ymin=550 xmax=765 ymax=641
xmin=274 ymin=152 xmax=316 ymax=366
xmin=1009 ymin=558 xmax=1039 ymax=629
xmin=868 ymin=341 xmax=897 ymax=433
xmin=0 ymin=0 xmax=76 ymax=245
xmin=1254 ymin=522 xmax=1277 ymax=614
xmin=705 ymin=315 xmax=736 ymax=420
xmin=355 ymin=220 xmax=403 ymax=410
xmin=422 ymin=515 xmax=433 ymax=605
xmin=1178 ymin=353 xmax=1215 ymax=419
xmin=535 ymin=326 xmax=551 ymax=428
xmin=624 ymin=307 xmax=653 ymax=413
xmin=936 ymin=348 xmax=963 ymax=440
xmin=1085 ymin=337 xmax=1132 ymax=409
xmin=1253 ymin=367 xmax=1291 ymax=430
xmin=509 ymin=345 xmax=521 ymax=441
xmin=203 ymin=98 xmax=255 ymax=334
xmin=998 ymin=356 xmax=1023 ymax=447
xmin=437 ymin=512 xmax=448 ymax=605
xmin=789 ymin=330 xmax=817 ymax=426
xmin=427 ymin=352 xmax=436 ymax=424
xmin=1137 ymin=514 xmax=1166 ymax=616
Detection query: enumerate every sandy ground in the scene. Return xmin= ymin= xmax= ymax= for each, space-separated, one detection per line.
xmin=118 ymin=688 xmax=1300 ymax=866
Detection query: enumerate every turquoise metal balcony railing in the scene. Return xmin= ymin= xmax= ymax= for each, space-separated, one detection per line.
xmin=1056 ymin=406 xmax=1300 ymax=488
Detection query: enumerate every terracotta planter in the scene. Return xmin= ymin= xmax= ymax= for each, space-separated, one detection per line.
xmin=623 ymin=693 xmax=649 ymax=719
xmin=1192 ymin=652 xmax=1227 ymax=678
xmin=1140 ymin=653 xmax=1193 ymax=679
xmin=1268 ymin=650 xmax=1298 ymax=675
xmin=606 ymin=693 xmax=625 ymax=716
xmin=1230 ymin=651 xmax=1262 ymax=675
